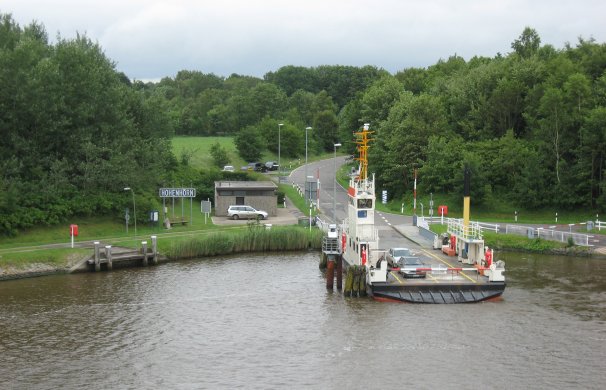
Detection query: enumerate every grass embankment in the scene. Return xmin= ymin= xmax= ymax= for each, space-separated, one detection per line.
xmin=0 ymin=212 xmax=216 ymax=249
xmin=429 ymin=224 xmax=591 ymax=255
xmin=279 ymin=183 xmax=320 ymax=218
xmin=0 ymin=248 xmax=90 ymax=268
xmin=161 ymin=225 xmax=323 ymax=259
xmin=0 ymin=225 xmax=322 ymax=277
xmin=0 ymin=213 xmax=219 ymax=271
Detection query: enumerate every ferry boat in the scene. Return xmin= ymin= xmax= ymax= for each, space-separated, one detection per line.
xmin=324 ymin=124 xmax=506 ymax=303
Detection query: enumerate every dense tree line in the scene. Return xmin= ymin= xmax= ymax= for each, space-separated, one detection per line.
xmin=339 ymin=28 xmax=606 ymax=211
xmin=2 ymin=12 xmax=604 ymax=236
xmin=135 ymin=65 xmax=385 ymax=159
xmin=0 ymin=14 xmax=176 ymax=234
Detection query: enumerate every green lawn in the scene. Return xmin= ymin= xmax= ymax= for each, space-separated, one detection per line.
xmin=171 ymin=136 xmax=292 ymax=171
xmin=0 ymin=248 xmax=91 ymax=267
xmin=172 ymin=136 xmax=247 ymax=169
xmin=171 ymin=136 xmax=346 ymax=173
xmin=0 ymin=207 xmax=219 ymax=246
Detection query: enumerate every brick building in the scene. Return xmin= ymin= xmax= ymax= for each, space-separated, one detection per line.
xmin=214 ymin=181 xmax=278 ymax=217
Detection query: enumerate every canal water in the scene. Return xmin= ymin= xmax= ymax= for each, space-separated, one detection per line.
xmin=1 ymin=251 xmax=604 ymax=389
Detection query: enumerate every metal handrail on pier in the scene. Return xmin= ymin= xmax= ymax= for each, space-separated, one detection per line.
xmin=447 ymin=219 xmax=483 ymax=241
xmin=322 ymin=237 xmax=340 ymax=254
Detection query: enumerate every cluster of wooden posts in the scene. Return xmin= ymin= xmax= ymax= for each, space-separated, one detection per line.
xmin=90 ymin=236 xmax=159 ymax=272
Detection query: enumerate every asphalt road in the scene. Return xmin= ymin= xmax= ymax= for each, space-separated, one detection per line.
xmin=289 ymin=157 xmax=417 ymax=250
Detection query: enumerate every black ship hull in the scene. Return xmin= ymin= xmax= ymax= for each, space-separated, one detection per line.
xmin=369 ymin=282 xmax=506 ymax=303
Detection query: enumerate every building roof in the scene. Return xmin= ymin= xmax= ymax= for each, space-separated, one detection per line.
xmin=215 ymin=181 xmax=278 ymax=190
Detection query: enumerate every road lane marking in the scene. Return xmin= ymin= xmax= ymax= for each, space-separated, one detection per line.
xmin=420 ymin=249 xmax=477 ymax=284
xmin=426 ymin=273 xmax=439 ymax=283
xmin=390 ymin=271 xmax=404 ymax=284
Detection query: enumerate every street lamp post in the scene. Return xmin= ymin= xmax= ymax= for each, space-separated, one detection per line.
xmin=124 ymin=187 xmax=137 ymax=237
xmin=305 ymin=126 xmax=312 ymax=204
xmin=278 ymin=123 xmax=283 ymax=182
xmin=333 ymin=143 xmax=342 ymax=222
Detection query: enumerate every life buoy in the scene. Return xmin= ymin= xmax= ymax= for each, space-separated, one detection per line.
xmin=485 ymin=248 xmax=493 ymax=266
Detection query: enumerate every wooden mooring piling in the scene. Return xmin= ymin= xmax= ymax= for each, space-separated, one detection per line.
xmin=324 ymin=254 xmax=343 ymax=291
xmin=87 ymin=235 xmax=161 ymax=272
xmin=321 ymin=234 xmax=343 ymax=291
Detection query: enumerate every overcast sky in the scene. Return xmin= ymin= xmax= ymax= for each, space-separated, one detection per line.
xmin=3 ymin=0 xmax=605 ymax=81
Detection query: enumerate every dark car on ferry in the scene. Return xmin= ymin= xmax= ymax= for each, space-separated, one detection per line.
xmin=399 ymin=257 xmax=427 ymax=279
xmin=387 ymin=248 xmax=427 ymax=278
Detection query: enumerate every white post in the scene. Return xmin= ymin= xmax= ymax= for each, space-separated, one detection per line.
xmin=278 ymin=123 xmax=283 ymax=182
xmin=309 ymin=204 xmax=312 ymax=233
xmin=106 ymin=245 xmax=113 ymax=271
xmin=141 ymin=241 xmax=148 ymax=266
xmin=151 ymin=235 xmax=158 ymax=265
xmin=413 ymin=169 xmax=417 ymax=216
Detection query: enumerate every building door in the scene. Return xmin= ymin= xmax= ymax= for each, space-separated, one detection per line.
xmin=236 ymin=196 xmax=245 ymax=205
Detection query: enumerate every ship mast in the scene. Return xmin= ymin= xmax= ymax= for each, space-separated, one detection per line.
xmin=353 ymin=123 xmax=373 ymax=181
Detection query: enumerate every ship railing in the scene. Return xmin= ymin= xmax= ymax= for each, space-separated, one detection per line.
xmin=505 ymin=225 xmax=593 ymax=246
xmin=322 ymin=236 xmax=340 ymax=254
xmin=447 ymin=219 xmax=483 ymax=240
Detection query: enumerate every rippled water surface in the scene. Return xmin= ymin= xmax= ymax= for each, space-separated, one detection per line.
xmin=1 ymin=252 xmax=605 ymax=389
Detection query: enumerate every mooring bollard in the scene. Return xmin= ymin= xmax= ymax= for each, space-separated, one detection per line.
xmin=151 ymin=236 xmax=158 ymax=265
xmin=94 ymin=241 xmax=100 ymax=272
xmin=105 ymin=245 xmax=113 ymax=271
xmin=141 ymin=241 xmax=148 ymax=266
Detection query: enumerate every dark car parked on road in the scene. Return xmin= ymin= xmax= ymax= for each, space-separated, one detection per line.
xmin=265 ymin=161 xmax=279 ymax=171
